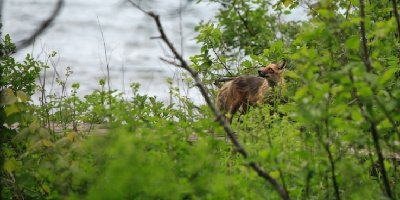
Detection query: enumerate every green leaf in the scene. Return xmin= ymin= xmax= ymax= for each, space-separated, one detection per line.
xmin=294 ymin=86 xmax=308 ymax=101
xmin=351 ymin=109 xmax=363 ymax=121
xmin=350 ymin=0 xmax=359 ymax=6
xmin=259 ymin=150 xmax=269 ymax=159
xmin=1 ymin=88 xmax=17 ymax=105
xmin=378 ymin=119 xmax=392 ymax=129
xmin=378 ymin=68 xmax=397 ymax=86
xmin=16 ymin=91 xmax=29 ymax=102
xmin=41 ymin=184 xmax=51 ymax=194
xmin=241 ymin=60 xmax=252 ymax=68
xmin=270 ymin=170 xmax=280 ymax=179
xmin=356 ymin=82 xmax=373 ymax=98
xmin=42 ymin=139 xmax=55 ymax=148
xmin=345 ymin=35 xmax=360 ymax=50
xmin=283 ymin=0 xmax=292 ymax=7
xmin=283 ymin=10 xmax=291 ymax=15
xmin=5 ymin=34 xmax=11 ymax=42
xmin=5 ymin=104 xmax=19 ymax=116
xmin=285 ymin=71 xmax=301 ymax=80
xmin=4 ymin=158 xmax=17 ymax=173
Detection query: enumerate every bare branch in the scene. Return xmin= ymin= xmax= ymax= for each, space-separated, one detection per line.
xmin=213 ymin=76 xmax=236 ymax=87
xmin=160 ymin=57 xmax=180 ymax=67
xmin=15 ymin=0 xmax=64 ymax=51
xmin=214 ymin=76 xmax=236 ymax=83
xmin=150 ymin=36 xmax=162 ymax=40
xmin=128 ymin=1 xmax=290 ymax=199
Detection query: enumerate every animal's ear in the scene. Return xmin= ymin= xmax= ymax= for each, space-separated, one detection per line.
xmin=278 ymin=59 xmax=287 ymax=70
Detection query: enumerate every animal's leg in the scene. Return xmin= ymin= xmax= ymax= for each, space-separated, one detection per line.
xmin=228 ymin=103 xmax=241 ymax=124
xmin=237 ymin=102 xmax=249 ymax=123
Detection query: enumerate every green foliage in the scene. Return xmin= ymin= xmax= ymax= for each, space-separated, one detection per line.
xmin=2 ymin=0 xmax=400 ymax=199
xmin=195 ymin=0 xmax=400 ymax=199
xmin=0 ymin=35 xmax=44 ymax=96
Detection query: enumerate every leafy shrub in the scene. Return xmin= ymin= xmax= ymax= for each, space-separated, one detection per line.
xmin=2 ymin=0 xmax=400 ymax=199
xmin=0 ymin=35 xmax=44 ymax=96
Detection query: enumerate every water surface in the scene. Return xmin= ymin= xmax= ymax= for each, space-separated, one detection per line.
xmin=4 ymin=0 xmax=218 ymax=102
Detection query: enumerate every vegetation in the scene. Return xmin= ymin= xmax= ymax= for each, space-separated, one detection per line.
xmin=1 ymin=0 xmax=399 ymax=199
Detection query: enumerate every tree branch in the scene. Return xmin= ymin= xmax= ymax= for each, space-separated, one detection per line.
xmin=358 ymin=1 xmax=393 ymax=198
xmin=349 ymin=70 xmax=393 ymax=199
xmin=391 ymin=0 xmax=400 ymax=42
xmin=207 ymin=36 xmax=233 ymax=76
xmin=358 ymin=0 xmax=372 ymax=73
xmin=321 ymin=91 xmax=341 ymax=200
xmin=233 ymin=0 xmax=256 ymax=36
xmin=15 ymin=0 xmax=64 ymax=51
xmin=128 ymin=1 xmax=290 ymax=199
xmin=213 ymin=76 xmax=236 ymax=83
xmin=160 ymin=57 xmax=180 ymax=67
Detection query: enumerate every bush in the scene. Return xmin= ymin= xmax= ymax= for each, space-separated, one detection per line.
xmin=1 ymin=0 xmax=400 ymax=199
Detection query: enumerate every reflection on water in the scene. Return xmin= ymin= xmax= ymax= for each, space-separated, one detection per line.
xmin=3 ymin=0 xmax=218 ymax=103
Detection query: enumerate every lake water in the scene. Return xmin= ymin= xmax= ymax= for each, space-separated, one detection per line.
xmin=3 ymin=0 xmax=220 ymax=103
xmin=3 ymin=0 xmax=306 ymax=104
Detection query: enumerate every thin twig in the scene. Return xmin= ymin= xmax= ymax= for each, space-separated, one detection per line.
xmin=213 ymin=76 xmax=236 ymax=83
xmin=97 ymin=17 xmax=112 ymax=108
xmin=160 ymin=57 xmax=180 ymax=67
xmin=128 ymin=1 xmax=290 ymax=199
xmin=344 ymin=2 xmax=352 ymax=20
xmin=16 ymin=0 xmax=64 ymax=51
xmin=179 ymin=0 xmax=184 ymax=57
xmin=207 ymin=36 xmax=233 ymax=76
xmin=150 ymin=36 xmax=162 ymax=40
xmin=233 ymin=0 xmax=255 ymax=36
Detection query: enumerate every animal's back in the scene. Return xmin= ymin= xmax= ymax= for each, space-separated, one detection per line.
xmin=216 ymin=76 xmax=268 ymax=114
xmin=215 ymin=60 xmax=286 ymax=123
xmin=230 ymin=76 xmax=268 ymax=104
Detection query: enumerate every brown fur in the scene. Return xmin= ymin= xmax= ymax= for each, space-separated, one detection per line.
xmin=216 ymin=61 xmax=286 ymax=124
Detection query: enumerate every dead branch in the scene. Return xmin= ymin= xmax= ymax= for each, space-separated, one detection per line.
xmin=15 ymin=0 xmax=64 ymax=51
xmin=128 ymin=1 xmax=290 ymax=199
xmin=160 ymin=57 xmax=180 ymax=67
xmin=213 ymin=76 xmax=236 ymax=87
xmin=214 ymin=76 xmax=236 ymax=83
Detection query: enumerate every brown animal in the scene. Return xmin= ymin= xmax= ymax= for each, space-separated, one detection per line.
xmin=216 ymin=60 xmax=287 ymax=124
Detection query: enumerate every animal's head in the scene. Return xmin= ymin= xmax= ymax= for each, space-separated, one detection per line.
xmin=257 ymin=60 xmax=287 ymax=85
